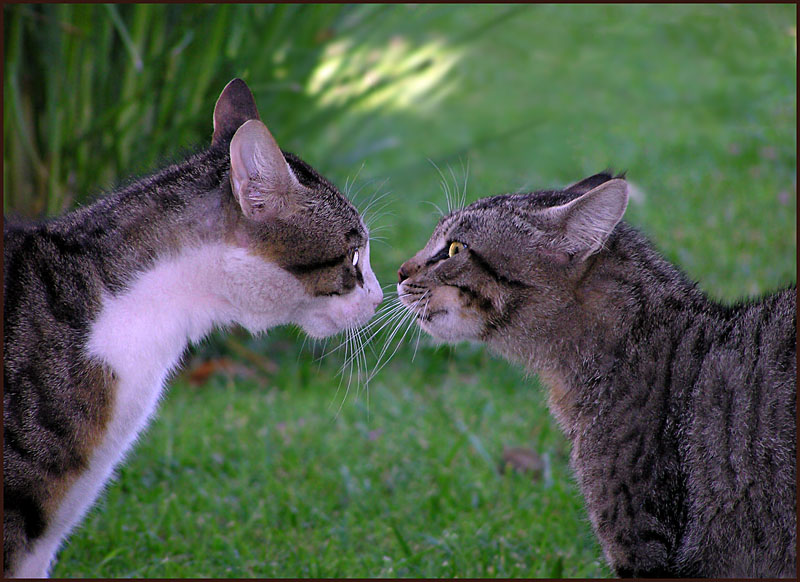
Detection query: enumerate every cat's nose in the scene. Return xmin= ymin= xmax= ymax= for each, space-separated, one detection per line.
xmin=398 ymin=259 xmax=421 ymax=283
xmin=397 ymin=257 xmax=422 ymax=283
xmin=397 ymin=266 xmax=409 ymax=283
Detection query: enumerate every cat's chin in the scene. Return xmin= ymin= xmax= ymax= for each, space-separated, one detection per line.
xmin=416 ymin=310 xmax=482 ymax=344
xmin=299 ymin=319 xmax=349 ymax=339
xmin=297 ymin=296 xmax=379 ymax=339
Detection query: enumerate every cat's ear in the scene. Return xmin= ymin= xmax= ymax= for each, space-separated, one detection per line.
xmin=212 ymin=78 xmax=261 ymax=146
xmin=229 ymin=119 xmax=301 ymax=220
xmin=542 ymin=178 xmax=628 ymax=261
xmin=564 ymin=171 xmax=616 ymax=195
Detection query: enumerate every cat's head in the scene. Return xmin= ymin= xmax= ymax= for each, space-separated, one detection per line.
xmin=212 ymin=79 xmax=382 ymax=338
xmin=397 ymin=173 xmax=628 ymax=349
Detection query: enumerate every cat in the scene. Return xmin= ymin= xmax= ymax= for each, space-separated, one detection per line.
xmin=3 ymin=78 xmax=382 ymax=578
xmin=396 ymin=172 xmax=796 ymax=578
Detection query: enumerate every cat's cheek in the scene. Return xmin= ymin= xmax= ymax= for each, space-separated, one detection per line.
xmin=409 ymin=286 xmax=483 ymax=343
xmin=220 ymin=247 xmax=309 ymax=331
xmin=421 ymin=310 xmax=483 ymax=343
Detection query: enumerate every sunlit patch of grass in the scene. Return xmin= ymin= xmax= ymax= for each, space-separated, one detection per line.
xmin=308 ymin=36 xmax=461 ymax=114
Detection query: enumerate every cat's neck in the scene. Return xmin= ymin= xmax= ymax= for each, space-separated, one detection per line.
xmin=493 ymin=223 xmax=711 ymax=432
xmin=48 ymin=146 xmax=237 ymax=294
xmin=86 ymin=244 xmax=235 ymax=383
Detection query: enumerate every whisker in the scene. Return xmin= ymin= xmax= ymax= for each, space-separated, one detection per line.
xmin=366 ymin=301 xmax=414 ymax=351
xmin=460 ymin=157 xmax=470 ymax=209
xmin=360 ymin=304 xmax=414 ymax=349
xmin=363 ymin=197 xmax=395 ymax=230
xmin=327 ymin=330 xmax=350 ymax=412
xmin=367 ymin=292 xmax=428 ymax=382
xmin=334 ymin=328 xmax=357 ymax=418
xmin=448 ymin=164 xmax=460 ymax=209
xmin=368 ymin=305 xmax=422 ymax=383
xmin=337 ymin=297 xmax=409 ymax=372
xmin=428 ymin=158 xmax=453 ymax=214
xmin=412 ymin=295 xmax=430 ymax=362
xmin=354 ymin=324 xmax=368 ymax=408
xmin=318 ymin=295 xmax=405 ymax=361
xmin=423 ymin=200 xmax=446 ymax=217
xmin=345 ymin=169 xmax=372 ymax=207
xmin=298 ymin=333 xmax=311 ymax=360
xmin=361 ymin=180 xmax=393 ymax=216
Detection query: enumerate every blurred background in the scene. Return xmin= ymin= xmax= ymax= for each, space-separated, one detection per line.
xmin=4 ymin=4 xmax=796 ymax=577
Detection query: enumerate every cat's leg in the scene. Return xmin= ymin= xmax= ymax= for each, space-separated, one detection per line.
xmin=11 ymin=542 xmax=57 ymax=578
xmin=11 ymin=372 xmax=164 ymax=579
xmin=11 ymin=447 xmax=122 ymax=578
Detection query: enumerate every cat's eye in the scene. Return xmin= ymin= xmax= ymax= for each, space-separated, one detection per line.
xmin=448 ymin=241 xmax=466 ymax=257
xmin=352 ymin=249 xmax=359 ymax=267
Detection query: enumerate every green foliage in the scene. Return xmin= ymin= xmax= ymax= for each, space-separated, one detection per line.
xmin=4 ymin=3 xmax=796 ymax=578
xmin=4 ymin=4 xmax=366 ymax=215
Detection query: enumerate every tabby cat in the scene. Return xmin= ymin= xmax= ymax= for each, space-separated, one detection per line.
xmin=397 ymin=173 xmax=796 ymax=577
xmin=3 ymin=79 xmax=382 ymax=577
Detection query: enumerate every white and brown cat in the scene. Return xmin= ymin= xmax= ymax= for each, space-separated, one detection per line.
xmin=3 ymin=79 xmax=382 ymax=577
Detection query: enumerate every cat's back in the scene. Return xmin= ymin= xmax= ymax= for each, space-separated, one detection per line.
xmin=679 ymin=285 xmax=796 ymax=577
xmin=710 ymin=285 xmax=795 ymax=403
xmin=4 ymin=215 xmax=103 ymax=351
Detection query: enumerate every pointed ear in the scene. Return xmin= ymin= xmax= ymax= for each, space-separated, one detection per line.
xmin=229 ymin=119 xmax=301 ymax=220
xmin=212 ymin=78 xmax=261 ymax=146
xmin=564 ymin=171 xmax=615 ymax=195
xmin=542 ymin=178 xmax=628 ymax=261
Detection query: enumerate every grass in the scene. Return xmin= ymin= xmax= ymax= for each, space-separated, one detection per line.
xmin=57 ymin=336 xmax=606 ymax=577
xmin=4 ymin=3 xmax=796 ymax=578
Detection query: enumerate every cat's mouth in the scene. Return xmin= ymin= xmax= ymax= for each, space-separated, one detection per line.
xmin=397 ymin=282 xmax=485 ymax=343
xmin=416 ymin=308 xmax=446 ymax=322
xmin=397 ymin=285 xmax=433 ymax=320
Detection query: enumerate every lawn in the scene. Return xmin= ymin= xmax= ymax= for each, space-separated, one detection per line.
xmin=4 ymin=4 xmax=796 ymax=578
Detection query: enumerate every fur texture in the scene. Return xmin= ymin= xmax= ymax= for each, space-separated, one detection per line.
xmin=398 ymin=173 xmax=796 ymax=577
xmin=3 ymin=79 xmax=381 ymax=577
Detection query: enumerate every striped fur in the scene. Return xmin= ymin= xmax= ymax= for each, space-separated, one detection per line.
xmin=3 ymin=79 xmax=381 ymax=577
xmin=398 ymin=173 xmax=796 ymax=577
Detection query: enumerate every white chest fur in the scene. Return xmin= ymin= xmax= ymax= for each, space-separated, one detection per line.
xmin=14 ymin=240 xmax=380 ymax=577
xmin=14 ymin=245 xmax=238 ymax=578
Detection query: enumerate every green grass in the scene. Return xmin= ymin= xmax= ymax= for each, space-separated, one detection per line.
xmin=4 ymin=3 xmax=796 ymax=578
xmin=57 ymin=333 xmax=607 ymax=577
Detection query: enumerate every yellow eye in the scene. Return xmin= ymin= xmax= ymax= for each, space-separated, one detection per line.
xmin=448 ymin=241 xmax=465 ymax=257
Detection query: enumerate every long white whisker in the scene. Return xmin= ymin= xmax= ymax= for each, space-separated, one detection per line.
xmin=423 ymin=200 xmax=446 ymax=217
xmin=354 ymin=325 xmax=368 ymax=410
xmin=363 ymin=197 xmax=394 ymax=230
xmin=448 ymin=164 xmax=460 ymax=210
xmin=428 ymin=159 xmax=453 ymax=213
xmin=412 ymin=294 xmax=430 ymax=362
xmin=344 ymin=163 xmax=367 ymax=202
xmin=361 ymin=180 xmax=392 ymax=215
xmin=368 ymin=305 xmax=422 ymax=383
xmin=367 ymin=292 xmax=428 ymax=382
xmin=361 ymin=303 xmax=413 ymax=349
xmin=370 ymin=302 xmax=417 ymax=363
xmin=333 ymin=328 xmax=357 ymax=418
xmin=327 ymin=330 xmax=350 ymax=412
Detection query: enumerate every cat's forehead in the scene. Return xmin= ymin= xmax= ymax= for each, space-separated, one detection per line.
xmin=284 ymin=151 xmax=366 ymax=239
xmin=464 ymin=189 xmax=577 ymax=214
xmin=434 ymin=189 xmax=577 ymax=239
